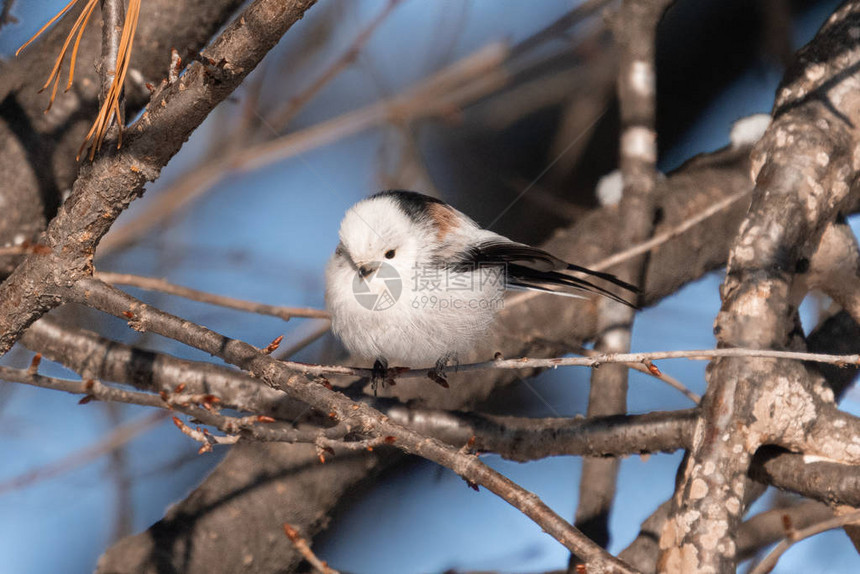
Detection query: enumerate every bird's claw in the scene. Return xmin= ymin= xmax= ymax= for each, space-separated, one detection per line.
xmin=427 ymin=370 xmax=449 ymax=388
xmin=371 ymin=358 xmax=396 ymax=396
xmin=427 ymin=354 xmax=457 ymax=389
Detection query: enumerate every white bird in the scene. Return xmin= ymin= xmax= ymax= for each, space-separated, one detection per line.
xmin=325 ymin=190 xmax=637 ymax=388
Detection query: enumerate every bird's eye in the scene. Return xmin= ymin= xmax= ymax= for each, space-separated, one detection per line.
xmin=384 ymin=249 xmax=396 ymax=259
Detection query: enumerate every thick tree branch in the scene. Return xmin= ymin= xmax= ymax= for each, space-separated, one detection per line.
xmin=0 ymin=0 xmax=317 ymax=355
xmin=383 ymin=405 xmax=696 ymax=461
xmin=575 ymin=0 xmax=671 ymax=557
xmin=0 ymin=0 xmax=246 ymax=277
xmin=659 ymin=3 xmax=860 ymax=571
xmin=751 ymin=447 xmax=860 ymax=507
xmin=22 ymin=317 xmax=307 ymax=420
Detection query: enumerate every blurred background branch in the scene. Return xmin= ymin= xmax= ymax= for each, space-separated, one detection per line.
xmin=2 ymin=1 xmax=860 ymax=573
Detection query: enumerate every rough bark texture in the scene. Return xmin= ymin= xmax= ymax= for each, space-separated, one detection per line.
xmin=574 ymin=2 xmax=670 ymax=560
xmin=4 ymin=2 xmax=860 ymax=573
xmin=96 ymin=442 xmax=386 ymax=574
xmin=658 ymin=3 xmax=860 ymax=572
xmin=0 ymin=0 xmax=245 ymax=276
xmin=0 ymin=0 xmax=318 ymax=355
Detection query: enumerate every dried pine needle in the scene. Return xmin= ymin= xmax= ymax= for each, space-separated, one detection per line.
xmin=17 ymin=0 xmax=142 ymax=161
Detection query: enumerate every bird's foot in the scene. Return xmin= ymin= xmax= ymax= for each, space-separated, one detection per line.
xmin=370 ymin=358 xmax=396 ymax=396
xmin=427 ymin=354 xmax=457 ymax=389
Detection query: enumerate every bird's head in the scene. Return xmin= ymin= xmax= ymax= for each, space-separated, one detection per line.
xmin=337 ymin=193 xmax=430 ymax=278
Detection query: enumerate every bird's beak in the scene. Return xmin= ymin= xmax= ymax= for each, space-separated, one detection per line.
xmin=357 ymin=261 xmax=381 ymax=278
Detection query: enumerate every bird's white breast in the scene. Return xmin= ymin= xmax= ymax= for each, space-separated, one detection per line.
xmin=325 ymin=254 xmax=505 ymax=367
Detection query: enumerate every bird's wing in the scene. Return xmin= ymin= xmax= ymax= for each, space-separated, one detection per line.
xmin=459 ymin=240 xmax=639 ymax=307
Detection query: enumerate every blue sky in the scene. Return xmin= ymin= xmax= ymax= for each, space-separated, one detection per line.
xmin=0 ymin=1 xmax=856 ymax=573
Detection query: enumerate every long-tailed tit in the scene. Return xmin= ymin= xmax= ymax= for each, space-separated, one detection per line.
xmin=325 ymin=190 xmax=637 ymax=386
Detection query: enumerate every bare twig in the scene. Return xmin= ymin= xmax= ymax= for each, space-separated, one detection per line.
xmin=590 ymin=189 xmax=750 ymax=273
xmin=283 ymin=523 xmax=340 ymax=574
xmin=98 ymin=41 xmax=510 ymax=253
xmin=0 ymin=364 xmax=343 ymax=449
xmin=569 ymin=343 xmax=700 ymax=403
xmin=737 ymin=501 xmax=832 ymax=562
xmin=749 ymin=509 xmax=860 ymax=574
xmin=96 ymin=271 xmax=330 ymax=320
xmin=276 ymin=347 xmax=860 ymax=380
xmin=512 ymin=0 xmax=617 ymax=56
xmin=269 ymin=0 xmax=402 ymax=131
xmin=172 ymin=415 xmax=240 ymax=454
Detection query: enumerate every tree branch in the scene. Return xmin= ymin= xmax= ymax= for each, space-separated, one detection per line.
xmin=72 ymin=277 xmax=638 ymax=573
xmin=22 ymin=316 xmax=308 ymax=420
xmin=0 ymin=0 xmax=246 ymax=277
xmin=659 ymin=3 xmax=860 ymax=571
xmin=0 ymin=0 xmax=318 ymax=356
xmin=749 ymin=508 xmax=860 ymax=574
xmin=575 ymin=0 xmax=671 ymax=557
xmin=96 ymin=271 xmax=330 ymax=320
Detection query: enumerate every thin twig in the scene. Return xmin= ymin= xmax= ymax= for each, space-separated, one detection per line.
xmin=269 ymin=0 xmax=402 ymax=131
xmin=0 ymin=410 xmax=166 ymax=495
xmin=737 ymin=501 xmax=833 ymax=562
xmin=512 ymin=0 xmax=616 ymax=56
xmin=237 ymin=42 xmax=509 ymax=171
xmin=749 ymin=509 xmax=860 ymax=574
xmin=172 ymin=415 xmax=239 ymax=454
xmin=283 ymin=523 xmax=340 ymax=574
xmin=508 ymin=188 xmax=750 ymax=307
xmin=590 ymin=189 xmax=751 ymax=272
xmin=569 ymin=343 xmax=699 ymax=403
xmin=96 ymin=271 xmax=330 ymax=320
xmin=278 ymin=347 xmax=860 ymax=380
xmin=0 ymin=365 xmax=343 ymax=448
